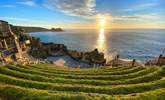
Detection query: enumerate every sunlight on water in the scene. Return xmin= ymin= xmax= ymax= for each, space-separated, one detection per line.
xmin=97 ymin=28 xmax=105 ymax=51
xmin=96 ymin=28 xmax=112 ymax=60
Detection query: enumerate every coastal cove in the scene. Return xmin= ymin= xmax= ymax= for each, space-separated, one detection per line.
xmin=29 ymin=29 xmax=165 ymax=62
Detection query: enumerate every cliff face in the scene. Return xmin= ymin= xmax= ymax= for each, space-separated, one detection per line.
xmin=18 ymin=26 xmax=63 ymax=33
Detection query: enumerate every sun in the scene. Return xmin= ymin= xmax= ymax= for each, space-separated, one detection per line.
xmin=100 ymin=18 xmax=106 ymax=28
xmin=97 ymin=14 xmax=113 ymax=29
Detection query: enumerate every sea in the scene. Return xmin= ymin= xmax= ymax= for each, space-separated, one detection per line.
xmin=29 ymin=29 xmax=165 ymax=62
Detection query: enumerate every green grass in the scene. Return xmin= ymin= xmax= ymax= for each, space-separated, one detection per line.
xmin=0 ymin=64 xmax=165 ymax=100
xmin=10 ymin=65 xmax=159 ymax=80
xmin=18 ymin=64 xmax=146 ymax=75
xmin=0 ymin=66 xmax=162 ymax=86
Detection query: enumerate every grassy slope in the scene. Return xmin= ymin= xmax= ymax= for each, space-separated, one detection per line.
xmin=0 ymin=64 xmax=165 ymax=100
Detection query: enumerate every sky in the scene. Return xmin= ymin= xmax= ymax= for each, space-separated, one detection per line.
xmin=0 ymin=0 xmax=165 ymax=29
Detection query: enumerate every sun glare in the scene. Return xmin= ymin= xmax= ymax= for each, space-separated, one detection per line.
xmin=100 ymin=18 xmax=106 ymax=28
xmin=97 ymin=28 xmax=105 ymax=52
xmin=97 ymin=14 xmax=112 ymax=29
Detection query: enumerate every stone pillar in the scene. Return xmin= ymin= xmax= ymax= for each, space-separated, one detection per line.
xmin=8 ymin=25 xmax=22 ymax=59
xmin=0 ymin=41 xmax=3 ymax=48
xmin=3 ymin=39 xmax=8 ymax=49
xmin=157 ymin=54 xmax=162 ymax=66
xmin=115 ymin=54 xmax=119 ymax=67
xmin=132 ymin=59 xmax=136 ymax=67
xmin=82 ymin=53 xmax=86 ymax=61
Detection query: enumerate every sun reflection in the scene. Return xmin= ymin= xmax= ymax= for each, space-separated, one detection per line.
xmin=94 ymin=15 xmax=113 ymax=60
xmin=96 ymin=28 xmax=112 ymax=60
xmin=97 ymin=28 xmax=105 ymax=51
xmin=97 ymin=17 xmax=106 ymax=52
xmin=96 ymin=28 xmax=108 ymax=57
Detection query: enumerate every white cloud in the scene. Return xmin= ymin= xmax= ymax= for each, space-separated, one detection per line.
xmin=0 ymin=4 xmax=15 ymax=8
xmin=17 ymin=0 xmax=37 ymax=7
xmin=112 ymin=13 xmax=162 ymax=22
xmin=44 ymin=0 xmax=96 ymax=17
xmin=123 ymin=2 xmax=159 ymax=12
xmin=113 ymin=16 xmax=141 ymax=21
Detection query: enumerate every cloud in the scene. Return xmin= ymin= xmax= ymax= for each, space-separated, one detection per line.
xmin=113 ymin=16 xmax=141 ymax=21
xmin=0 ymin=4 xmax=15 ymax=8
xmin=17 ymin=0 xmax=37 ymax=7
xmin=123 ymin=2 xmax=159 ymax=12
xmin=44 ymin=0 xmax=96 ymax=17
xmin=112 ymin=13 xmax=162 ymax=21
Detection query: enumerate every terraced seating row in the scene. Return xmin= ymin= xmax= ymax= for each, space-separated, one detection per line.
xmin=27 ymin=64 xmax=133 ymax=74
xmin=0 ymin=64 xmax=165 ymax=100
xmin=0 ymin=66 xmax=163 ymax=86
xmin=27 ymin=65 xmax=145 ymax=75
xmin=6 ymin=65 xmax=161 ymax=83
xmin=10 ymin=65 xmax=158 ymax=80
xmin=0 ymin=71 xmax=165 ymax=95
xmin=10 ymin=64 xmax=146 ymax=76
xmin=0 ymin=70 xmax=165 ymax=95
xmin=0 ymin=83 xmax=165 ymax=100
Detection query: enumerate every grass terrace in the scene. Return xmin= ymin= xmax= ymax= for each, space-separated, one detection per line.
xmin=0 ymin=64 xmax=165 ymax=100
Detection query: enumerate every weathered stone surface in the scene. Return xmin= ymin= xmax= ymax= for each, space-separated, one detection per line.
xmin=0 ymin=20 xmax=30 ymax=62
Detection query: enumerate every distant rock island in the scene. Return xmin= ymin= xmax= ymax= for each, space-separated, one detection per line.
xmin=17 ymin=26 xmax=63 ymax=33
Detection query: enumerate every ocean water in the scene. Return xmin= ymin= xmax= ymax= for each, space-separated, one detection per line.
xmin=29 ymin=29 xmax=165 ymax=61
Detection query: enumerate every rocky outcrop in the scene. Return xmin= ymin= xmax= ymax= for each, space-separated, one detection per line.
xmin=51 ymin=28 xmax=63 ymax=32
xmin=68 ymin=48 xmax=106 ymax=65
